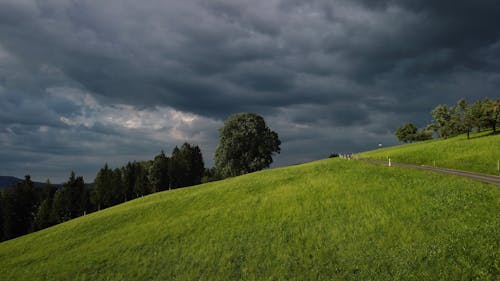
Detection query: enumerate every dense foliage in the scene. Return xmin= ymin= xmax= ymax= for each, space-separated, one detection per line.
xmin=169 ymin=143 xmax=205 ymax=188
xmin=432 ymin=98 xmax=499 ymax=138
xmin=215 ymin=113 xmax=281 ymax=178
xmin=395 ymin=97 xmax=500 ymax=142
xmin=395 ymin=123 xmax=433 ymax=143
xmin=0 ymin=142 xmax=204 ymax=242
xmin=1 ymin=176 xmax=37 ymax=240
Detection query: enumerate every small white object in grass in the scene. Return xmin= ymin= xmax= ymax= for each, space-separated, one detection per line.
xmin=388 ymin=158 xmax=392 ymax=167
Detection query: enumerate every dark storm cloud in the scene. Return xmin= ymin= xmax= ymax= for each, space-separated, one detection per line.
xmin=0 ymin=0 xmax=499 ymax=181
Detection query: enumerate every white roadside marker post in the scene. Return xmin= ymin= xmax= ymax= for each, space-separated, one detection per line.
xmin=388 ymin=158 xmax=392 ymax=167
xmin=433 ymin=160 xmax=436 ymax=167
xmin=497 ymin=159 xmax=499 ymax=174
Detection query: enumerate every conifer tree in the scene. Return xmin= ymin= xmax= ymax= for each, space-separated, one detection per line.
xmin=93 ymin=164 xmax=114 ymax=210
xmin=1 ymin=176 xmax=37 ymax=239
xmin=150 ymin=151 xmax=169 ymax=192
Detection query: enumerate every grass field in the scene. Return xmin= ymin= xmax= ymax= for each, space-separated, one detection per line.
xmin=0 ymin=159 xmax=498 ymax=280
xmin=358 ymin=131 xmax=500 ymax=175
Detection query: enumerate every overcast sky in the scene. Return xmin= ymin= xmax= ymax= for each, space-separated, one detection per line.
xmin=1 ymin=0 xmax=499 ymax=182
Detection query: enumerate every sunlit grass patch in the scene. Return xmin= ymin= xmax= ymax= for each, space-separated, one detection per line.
xmin=0 ymin=159 xmax=498 ymax=280
xmin=358 ymin=131 xmax=500 ymax=175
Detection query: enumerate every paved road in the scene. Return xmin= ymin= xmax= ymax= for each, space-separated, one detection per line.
xmin=362 ymin=159 xmax=500 ymax=186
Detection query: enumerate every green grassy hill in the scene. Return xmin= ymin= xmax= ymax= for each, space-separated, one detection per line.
xmin=358 ymin=131 xmax=500 ymax=175
xmin=0 ymin=158 xmax=498 ymax=280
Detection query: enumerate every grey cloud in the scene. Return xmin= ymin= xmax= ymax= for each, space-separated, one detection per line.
xmin=0 ymin=0 xmax=499 ymax=181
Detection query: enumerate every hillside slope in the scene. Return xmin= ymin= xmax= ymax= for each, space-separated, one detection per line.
xmin=358 ymin=131 xmax=500 ymax=175
xmin=0 ymin=158 xmax=498 ymax=280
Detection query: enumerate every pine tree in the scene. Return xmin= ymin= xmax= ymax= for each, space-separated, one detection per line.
xmin=93 ymin=164 xmax=114 ymax=210
xmin=1 ymin=176 xmax=37 ymax=239
xmin=169 ymin=144 xmax=204 ymax=189
xmin=150 ymin=151 xmax=169 ymax=192
xmin=123 ymin=162 xmax=136 ymax=201
xmin=64 ymin=172 xmax=87 ymax=218
xmin=111 ymin=168 xmax=124 ymax=205
xmin=133 ymin=162 xmax=151 ymax=197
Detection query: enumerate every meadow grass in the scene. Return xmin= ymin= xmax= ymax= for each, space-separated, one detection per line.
xmin=358 ymin=131 xmax=500 ymax=175
xmin=0 ymin=159 xmax=498 ymax=280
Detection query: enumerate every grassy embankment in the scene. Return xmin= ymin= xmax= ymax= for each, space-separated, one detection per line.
xmin=358 ymin=131 xmax=500 ymax=175
xmin=0 ymin=157 xmax=498 ymax=280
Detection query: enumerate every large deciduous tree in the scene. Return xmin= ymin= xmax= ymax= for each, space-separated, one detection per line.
xmin=431 ymin=104 xmax=460 ymax=138
xmin=52 ymin=187 xmax=71 ymax=223
xmin=470 ymin=100 xmax=488 ymax=133
xmin=215 ymin=113 xmax=280 ymax=178
xmin=484 ymin=98 xmax=500 ymax=134
xmin=395 ymin=123 xmax=433 ymax=143
xmin=34 ymin=198 xmax=56 ymax=230
xmin=395 ymin=123 xmax=418 ymax=143
xmin=456 ymin=99 xmax=473 ymax=139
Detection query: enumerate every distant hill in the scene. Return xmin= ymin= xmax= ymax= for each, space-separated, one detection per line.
xmin=0 ymin=176 xmax=23 ymax=189
xmin=0 ymin=176 xmax=92 ymax=189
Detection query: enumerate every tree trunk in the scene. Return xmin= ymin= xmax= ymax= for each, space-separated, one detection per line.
xmin=467 ymin=130 xmax=470 ymax=139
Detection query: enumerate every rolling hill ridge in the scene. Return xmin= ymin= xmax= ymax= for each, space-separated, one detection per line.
xmin=0 ymin=134 xmax=498 ymax=280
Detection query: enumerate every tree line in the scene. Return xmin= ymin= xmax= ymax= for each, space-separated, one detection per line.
xmin=0 ymin=173 xmax=89 ymax=240
xmin=396 ymin=97 xmax=500 ymax=143
xmin=1 ymin=113 xmax=281 ymax=241
xmin=93 ymin=142 xmax=205 ymax=211
xmin=0 ymin=143 xmax=205 ymax=241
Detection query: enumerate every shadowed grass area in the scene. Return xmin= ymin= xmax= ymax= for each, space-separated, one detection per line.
xmin=358 ymin=131 xmax=500 ymax=175
xmin=0 ymin=159 xmax=498 ymax=280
